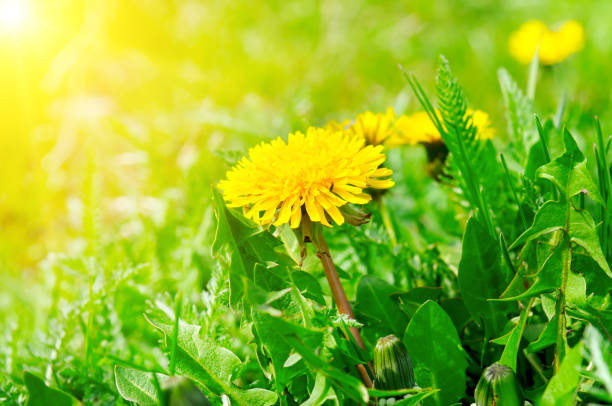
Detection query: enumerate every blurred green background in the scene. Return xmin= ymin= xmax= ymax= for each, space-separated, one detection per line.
xmin=2 ymin=1 xmax=612 ymax=402
xmin=1 ymin=0 xmax=612 ymax=314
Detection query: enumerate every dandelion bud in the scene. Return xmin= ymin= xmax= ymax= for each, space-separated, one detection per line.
xmin=474 ymin=363 xmax=523 ymax=406
xmin=374 ymin=334 xmax=416 ymax=390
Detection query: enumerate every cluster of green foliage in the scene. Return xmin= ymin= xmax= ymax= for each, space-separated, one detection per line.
xmin=2 ymin=54 xmax=611 ymax=405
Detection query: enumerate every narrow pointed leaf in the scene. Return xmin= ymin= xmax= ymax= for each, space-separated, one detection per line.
xmin=510 ymin=201 xmax=565 ymax=249
xmin=500 ymin=237 xmax=569 ymax=301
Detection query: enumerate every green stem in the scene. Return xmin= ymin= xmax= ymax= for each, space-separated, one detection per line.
xmin=554 ymin=92 xmax=567 ymax=129
xmin=527 ymin=48 xmax=539 ymax=100
xmin=535 ymin=116 xmax=552 ymax=163
xmin=524 ymin=350 xmax=548 ymax=384
xmin=84 ymin=265 xmax=95 ymax=366
xmin=554 ymin=233 xmax=571 ymax=372
xmin=377 ymin=197 xmax=398 ymax=248
xmin=454 ymin=124 xmax=495 ymax=237
xmin=596 ymin=120 xmax=612 ymax=258
xmin=500 ymin=154 xmax=528 ymax=229
xmin=152 ymin=372 xmax=167 ymax=406
xmin=169 ymin=291 xmax=182 ymax=375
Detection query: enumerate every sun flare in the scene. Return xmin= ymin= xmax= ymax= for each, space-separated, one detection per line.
xmin=0 ymin=0 xmax=28 ymax=34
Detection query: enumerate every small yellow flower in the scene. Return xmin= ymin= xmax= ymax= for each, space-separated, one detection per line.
xmin=470 ymin=109 xmax=495 ymax=140
xmin=323 ymin=119 xmax=352 ymax=132
xmin=392 ymin=109 xmax=494 ymax=145
xmin=219 ymin=127 xmax=394 ymax=228
xmin=391 ymin=111 xmax=440 ymax=145
xmin=346 ymin=107 xmax=397 ymax=146
xmin=509 ymin=20 xmax=585 ymax=65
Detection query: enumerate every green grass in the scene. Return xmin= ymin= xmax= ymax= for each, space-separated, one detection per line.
xmin=1 ymin=1 xmax=612 ymax=405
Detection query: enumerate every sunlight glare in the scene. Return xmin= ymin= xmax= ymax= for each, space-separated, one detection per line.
xmin=0 ymin=0 xmax=28 ymax=33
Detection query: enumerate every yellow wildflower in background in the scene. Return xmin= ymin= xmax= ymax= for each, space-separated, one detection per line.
xmin=470 ymin=110 xmax=495 ymax=140
xmin=509 ymin=20 xmax=585 ymax=65
xmin=323 ymin=119 xmax=352 ymax=132
xmin=392 ymin=109 xmax=494 ymax=145
xmin=219 ymin=127 xmax=394 ymax=228
xmin=391 ymin=111 xmax=439 ymax=145
xmin=346 ymin=107 xmax=397 ymax=146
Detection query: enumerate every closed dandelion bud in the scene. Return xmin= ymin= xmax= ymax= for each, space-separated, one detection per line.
xmin=374 ymin=334 xmax=416 ymax=390
xmin=474 ymin=363 xmax=523 ymax=406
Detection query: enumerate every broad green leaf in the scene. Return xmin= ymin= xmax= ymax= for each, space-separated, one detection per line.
xmin=252 ymin=264 xmax=325 ymax=307
xmin=403 ymin=301 xmax=467 ymax=406
xmin=211 ymin=188 xmax=294 ymax=306
xmin=164 ymin=377 xmax=210 ymax=406
xmin=254 ymin=312 xmax=368 ymax=403
xmin=252 ymin=311 xmax=320 ymax=390
xmin=254 ymin=263 xmax=287 ymax=292
xmin=566 ymin=271 xmax=586 ymax=306
xmin=525 ymin=136 xmax=550 ymax=180
xmin=394 ymin=287 xmax=443 ymax=304
xmin=24 ymin=372 xmax=78 ymax=406
xmin=458 ymin=217 xmax=512 ymax=338
xmin=114 ymin=366 xmax=161 ymax=406
xmin=569 ymin=209 xmax=612 ymax=277
xmin=292 ymin=270 xmax=325 ymax=306
xmin=355 ymin=275 xmax=408 ymax=338
xmin=537 ymin=129 xmax=602 ymax=204
xmin=394 ymin=287 xmax=443 ymax=318
xmin=583 ymin=326 xmax=612 ymax=398
xmin=539 ymin=344 xmax=583 ymax=406
xmin=510 ymin=201 xmax=565 ymax=249
xmin=497 ymin=301 xmax=531 ymax=371
xmin=439 ymin=298 xmax=471 ymax=332
xmin=212 ymin=187 xmax=253 ymax=305
xmin=301 ymin=373 xmax=338 ymax=406
xmin=575 ymin=254 xmax=612 ymax=307
xmin=501 ymin=236 xmax=569 ymax=301
xmin=147 ymin=317 xmax=277 ymax=406
xmin=527 ymin=313 xmax=559 ymax=353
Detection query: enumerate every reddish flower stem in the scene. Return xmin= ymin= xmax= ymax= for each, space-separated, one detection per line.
xmin=314 ymin=231 xmax=373 ymax=388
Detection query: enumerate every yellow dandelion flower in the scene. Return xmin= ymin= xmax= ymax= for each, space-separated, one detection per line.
xmin=470 ymin=109 xmax=495 ymax=140
xmin=346 ymin=107 xmax=397 ymax=146
xmin=323 ymin=118 xmax=352 ymax=132
xmin=555 ymin=20 xmax=585 ymax=57
xmin=391 ymin=111 xmax=440 ymax=145
xmin=218 ymin=127 xmax=394 ymax=228
xmin=508 ymin=20 xmax=548 ymax=64
xmin=509 ymin=19 xmax=585 ymax=65
xmin=392 ymin=109 xmax=494 ymax=145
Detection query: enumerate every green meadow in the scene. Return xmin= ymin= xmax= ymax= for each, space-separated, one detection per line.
xmin=1 ymin=1 xmax=611 ymax=405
